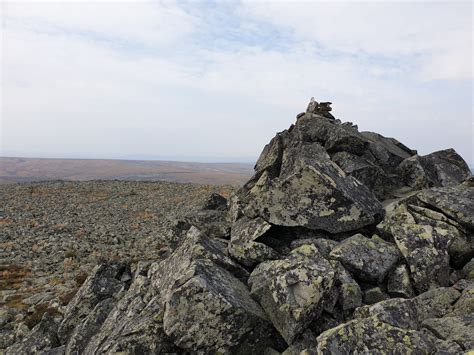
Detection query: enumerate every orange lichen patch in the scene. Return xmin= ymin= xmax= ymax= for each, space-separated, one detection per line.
xmin=53 ymin=223 xmax=68 ymax=231
xmin=0 ymin=265 xmax=31 ymax=290
xmin=0 ymin=241 xmax=15 ymax=249
xmin=134 ymin=210 xmax=155 ymax=220
xmin=24 ymin=303 xmax=62 ymax=329
xmin=0 ymin=218 xmax=12 ymax=226
xmin=4 ymin=294 xmax=27 ymax=310
xmin=59 ymin=288 xmax=78 ymax=306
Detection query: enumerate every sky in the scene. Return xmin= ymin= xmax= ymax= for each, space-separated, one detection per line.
xmin=1 ymin=0 xmax=473 ymax=164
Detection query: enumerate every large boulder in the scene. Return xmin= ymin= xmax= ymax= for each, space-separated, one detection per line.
xmin=243 ymin=163 xmax=384 ymax=234
xmin=329 ymin=234 xmax=401 ymax=283
xmin=398 ymin=149 xmax=471 ymax=190
xmin=149 ymin=227 xmax=274 ymax=353
xmin=422 ymin=314 xmax=474 ymax=351
xmin=83 ymin=262 xmax=178 ymax=354
xmin=248 ymin=244 xmax=336 ymax=344
xmin=57 ymin=261 xmax=131 ymax=344
xmin=315 ymin=316 xmax=458 ymax=354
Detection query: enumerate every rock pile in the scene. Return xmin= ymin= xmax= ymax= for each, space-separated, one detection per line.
xmin=7 ymin=102 xmax=473 ymax=354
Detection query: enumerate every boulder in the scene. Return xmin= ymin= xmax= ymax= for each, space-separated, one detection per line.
xmin=414 ymin=287 xmax=461 ymax=322
xmin=354 ymin=298 xmax=418 ymax=329
xmin=228 ymin=216 xmax=278 ymax=267
xmin=362 ymin=286 xmax=389 ymax=305
xmin=244 ymin=163 xmax=384 ymax=234
xmin=57 ymin=261 xmax=131 ymax=344
xmin=387 ymin=264 xmax=415 ymax=298
xmin=183 ymin=209 xmax=231 ymax=239
xmin=6 ymin=314 xmax=60 ymax=354
xmin=248 ymin=244 xmax=336 ymax=344
xmin=398 ymin=149 xmax=471 ymax=190
xmin=329 ymin=234 xmax=401 ymax=283
xmin=201 ymin=192 xmax=228 ymax=211
xmin=83 ymin=262 xmax=178 ymax=354
xmin=315 ymin=316 xmax=451 ymax=354
xmin=422 ymin=314 xmax=474 ymax=351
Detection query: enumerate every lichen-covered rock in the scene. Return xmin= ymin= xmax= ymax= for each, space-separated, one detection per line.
xmin=83 ymin=262 xmax=178 ymax=354
xmin=422 ymin=314 xmax=474 ymax=351
xmin=248 ymin=245 xmax=336 ymax=344
xmin=398 ymin=149 xmax=471 ymax=190
xmin=149 ymin=227 xmax=271 ymax=352
xmin=331 ymin=261 xmax=362 ymax=311
xmin=415 ymin=179 xmax=474 ymax=230
xmin=414 ymin=287 xmax=461 ymax=322
xmin=362 ymin=286 xmax=389 ymax=305
xmin=6 ymin=313 xmax=60 ymax=354
xmin=448 ymin=283 xmax=474 ymax=316
xmin=391 ymin=222 xmax=454 ymax=293
xmin=244 ymin=163 xmax=384 ymax=234
xmin=201 ymin=192 xmax=228 ymax=211
xmin=329 ymin=234 xmax=401 ymax=283
xmin=228 ymin=216 xmax=278 ymax=267
xmin=354 ymin=298 xmax=418 ymax=329
xmin=162 ymin=259 xmax=270 ymax=353
xmin=65 ymin=298 xmax=115 ymax=354
xmin=315 ymin=316 xmax=444 ymax=354
xmin=57 ymin=261 xmax=131 ymax=344
xmin=387 ymin=264 xmax=415 ymax=298
xmin=183 ymin=209 xmax=231 ymax=238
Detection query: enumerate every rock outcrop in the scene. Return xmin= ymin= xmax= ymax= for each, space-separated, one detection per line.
xmin=8 ymin=99 xmax=472 ymax=354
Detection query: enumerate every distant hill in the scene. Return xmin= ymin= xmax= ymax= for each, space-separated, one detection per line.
xmin=0 ymin=157 xmax=254 ymax=185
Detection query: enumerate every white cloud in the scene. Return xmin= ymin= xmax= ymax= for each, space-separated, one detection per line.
xmin=1 ymin=1 xmax=472 ymax=164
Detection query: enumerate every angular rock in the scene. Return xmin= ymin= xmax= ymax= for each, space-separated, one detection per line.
xmin=58 ymin=261 xmax=131 ymax=344
xmin=183 ymin=209 xmax=231 ymax=239
xmin=245 ymin=163 xmax=384 ymax=234
xmin=316 ymin=316 xmax=443 ymax=354
xmin=329 ymin=234 xmax=401 ymax=283
xmin=387 ymin=264 xmax=415 ymax=298
xmin=84 ymin=262 xmax=178 ymax=354
xmin=65 ymin=298 xmax=115 ymax=354
xmin=398 ymin=149 xmax=471 ymax=190
xmin=248 ymin=245 xmax=336 ymax=344
xmin=354 ymin=298 xmax=418 ymax=329
xmin=149 ymin=228 xmax=271 ymax=352
xmin=201 ymin=192 xmax=228 ymax=211
xmin=391 ymin=223 xmax=453 ymax=293
xmin=414 ymin=287 xmax=461 ymax=322
xmin=6 ymin=313 xmax=60 ymax=354
xmin=422 ymin=314 xmax=474 ymax=351
xmin=162 ymin=259 xmax=270 ymax=353
xmin=448 ymin=283 xmax=474 ymax=316
xmin=228 ymin=216 xmax=278 ymax=267
xmin=331 ymin=261 xmax=362 ymax=311
xmin=362 ymin=286 xmax=389 ymax=305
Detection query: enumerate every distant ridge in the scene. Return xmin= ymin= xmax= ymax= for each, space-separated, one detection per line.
xmin=0 ymin=157 xmax=254 ymax=185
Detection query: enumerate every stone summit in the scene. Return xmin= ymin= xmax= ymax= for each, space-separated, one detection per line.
xmin=6 ymin=100 xmax=473 ymax=354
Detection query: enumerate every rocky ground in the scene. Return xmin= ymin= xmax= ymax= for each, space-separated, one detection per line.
xmin=2 ymin=102 xmax=474 ymax=354
xmin=0 ymin=180 xmax=234 ymax=349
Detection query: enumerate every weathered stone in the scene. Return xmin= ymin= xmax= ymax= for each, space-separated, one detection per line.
xmin=422 ymin=314 xmax=474 ymax=351
xmin=387 ymin=264 xmax=415 ymax=298
xmin=331 ymin=261 xmax=362 ymax=311
xmin=162 ymin=259 xmax=269 ymax=353
xmin=329 ymin=234 xmax=401 ymax=283
xmin=281 ymin=330 xmax=318 ymax=355
xmin=363 ymin=286 xmax=389 ymax=305
xmin=248 ymin=245 xmax=336 ymax=344
xmin=6 ymin=313 xmax=60 ymax=354
xmin=354 ymin=297 xmax=418 ymax=329
xmin=398 ymin=149 xmax=471 ymax=190
xmin=316 ymin=316 xmax=441 ymax=354
xmin=65 ymin=298 xmax=115 ymax=354
xmin=84 ymin=262 xmax=178 ymax=354
xmin=228 ymin=216 xmax=278 ymax=267
xmin=58 ymin=261 xmax=131 ymax=344
xmin=415 ymin=180 xmax=474 ymax=230
xmin=414 ymin=287 xmax=461 ymax=322
xmin=184 ymin=209 xmax=231 ymax=239
xmin=448 ymin=283 xmax=474 ymax=316
xmin=201 ymin=192 xmax=228 ymax=211
xmin=391 ymin=223 xmax=454 ymax=293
